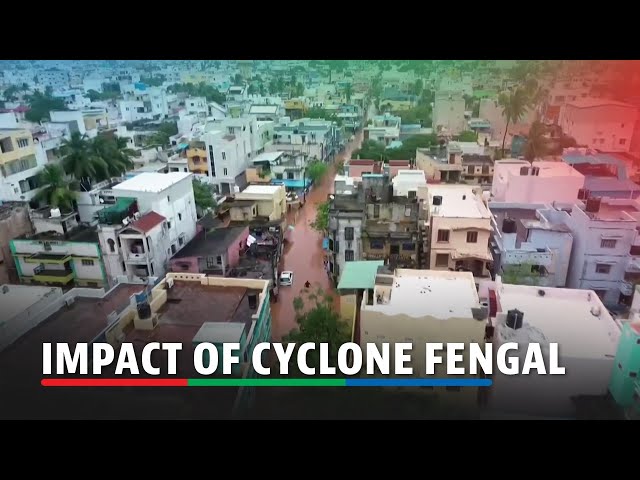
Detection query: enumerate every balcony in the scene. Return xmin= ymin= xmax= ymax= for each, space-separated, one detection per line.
xmin=125 ymin=252 xmax=149 ymax=263
xmin=32 ymin=268 xmax=74 ymax=285
xmin=620 ymin=281 xmax=634 ymax=297
xmin=24 ymin=253 xmax=72 ymax=264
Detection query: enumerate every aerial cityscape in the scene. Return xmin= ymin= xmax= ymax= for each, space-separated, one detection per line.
xmin=1 ymin=59 xmax=640 ymax=420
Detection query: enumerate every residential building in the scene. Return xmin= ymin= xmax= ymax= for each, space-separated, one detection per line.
xmin=119 ymin=85 xmax=169 ymax=122
xmin=185 ymin=141 xmax=208 ymax=177
xmin=268 ymin=118 xmax=339 ymax=162
xmin=558 ymin=99 xmax=638 ymax=152
xmin=184 ymin=96 xmax=209 ymax=119
xmin=433 ymin=92 xmax=466 ymax=135
xmin=202 ymin=128 xmax=249 ymax=194
xmin=491 ymin=160 xmax=585 ymax=204
xmin=489 ymin=203 xmax=574 ymax=287
xmin=416 ymin=144 xmax=464 ymax=183
xmin=0 ymin=128 xmax=42 ymax=203
xmin=364 ymin=113 xmax=401 ymax=146
xmin=427 ymin=185 xmax=493 ymax=278
xmin=225 ymin=185 xmax=286 ymax=224
xmin=562 ymin=151 xmax=640 ymax=199
xmin=542 ymin=84 xmax=594 ymax=124
xmin=169 ymin=225 xmax=249 ymax=275
xmin=96 ymin=172 xmax=198 ymax=285
xmin=336 ymin=260 xmax=384 ymax=333
xmin=284 ymin=99 xmax=307 ymax=120
xmin=327 ymin=176 xmax=364 ymax=281
xmin=489 ymin=279 xmax=620 ymax=417
xmin=247 ymin=104 xmax=282 ymax=122
xmin=360 ymin=172 xmax=424 ymax=269
xmin=550 ymin=197 xmax=640 ymax=308
xmin=11 ymin=207 xmax=107 ymax=288
xmin=37 ymin=70 xmax=70 ymax=90
xmin=0 ymin=273 xmax=272 ymax=419
xmin=345 ymin=159 xmax=410 ymax=181
xmin=0 ymin=203 xmax=34 ymax=283
xmin=462 ymin=154 xmax=494 ymax=185
xmin=359 ymin=268 xmax=488 ymax=408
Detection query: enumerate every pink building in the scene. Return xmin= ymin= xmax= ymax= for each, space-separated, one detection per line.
xmin=345 ymin=159 xmax=411 ymax=179
xmin=169 ymin=225 xmax=249 ymax=275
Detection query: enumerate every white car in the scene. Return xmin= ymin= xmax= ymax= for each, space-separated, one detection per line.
xmin=279 ymin=271 xmax=294 ymax=286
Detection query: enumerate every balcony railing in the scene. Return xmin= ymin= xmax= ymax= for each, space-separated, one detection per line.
xmin=125 ymin=252 xmax=149 ymax=263
xmin=32 ymin=268 xmax=74 ymax=285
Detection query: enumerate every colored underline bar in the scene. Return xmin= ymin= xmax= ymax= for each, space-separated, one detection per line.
xmin=41 ymin=378 xmax=188 ymax=387
xmin=345 ymin=378 xmax=492 ymax=387
xmin=41 ymin=378 xmax=491 ymax=387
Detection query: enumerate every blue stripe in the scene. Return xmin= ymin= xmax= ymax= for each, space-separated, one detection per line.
xmin=345 ymin=378 xmax=492 ymax=387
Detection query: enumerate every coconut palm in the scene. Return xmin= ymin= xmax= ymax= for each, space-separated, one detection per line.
xmin=498 ymin=88 xmax=530 ymax=157
xmin=61 ymin=131 xmax=104 ymax=191
xmin=523 ymin=121 xmax=550 ymax=162
xmin=90 ymin=135 xmax=134 ymax=180
xmin=344 ymin=83 xmax=353 ymax=104
xmin=35 ymin=164 xmax=76 ymax=210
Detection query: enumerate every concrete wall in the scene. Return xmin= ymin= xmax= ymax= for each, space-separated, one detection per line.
xmin=0 ymin=205 xmax=32 ymax=269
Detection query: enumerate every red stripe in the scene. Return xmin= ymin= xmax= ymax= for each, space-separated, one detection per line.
xmin=41 ymin=378 xmax=188 ymax=387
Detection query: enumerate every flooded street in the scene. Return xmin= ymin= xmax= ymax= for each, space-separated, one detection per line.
xmin=271 ymin=128 xmax=366 ymax=339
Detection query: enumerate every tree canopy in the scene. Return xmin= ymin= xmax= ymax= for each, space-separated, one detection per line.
xmin=140 ymin=74 xmax=166 ymax=87
xmin=305 ymin=160 xmax=329 ymax=183
xmin=25 ymin=90 xmax=67 ymax=123
xmin=35 ymin=164 xmax=76 ymax=211
xmin=167 ymin=82 xmax=226 ymax=104
xmin=311 ymin=200 xmax=330 ymax=233
xmin=352 ymin=135 xmax=439 ymax=162
xmin=284 ymin=287 xmax=351 ymax=373
xmin=192 ymin=180 xmax=216 ymax=217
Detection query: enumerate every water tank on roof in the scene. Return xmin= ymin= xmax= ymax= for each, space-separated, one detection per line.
xmin=506 ymin=309 xmax=524 ymax=330
xmin=502 ymin=218 xmax=517 ymax=234
xmin=585 ymin=197 xmax=602 ymax=213
xmin=50 ymin=208 xmax=61 ymax=218
xmin=519 ymin=166 xmax=530 ymax=176
xmin=577 ymin=188 xmax=590 ymax=200
xmin=531 ymin=167 xmax=540 ymax=176
xmin=433 ymin=195 xmax=443 ymax=206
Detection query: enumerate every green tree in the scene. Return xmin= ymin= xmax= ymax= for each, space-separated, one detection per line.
xmin=145 ymin=121 xmax=178 ymax=147
xmin=498 ymin=88 xmax=529 ymax=156
xmin=457 ymin=131 xmax=478 ymax=142
xmin=35 ymin=164 xmax=76 ymax=210
xmin=352 ymin=139 xmax=388 ymax=161
xmin=412 ymin=79 xmax=423 ymax=96
xmin=86 ymin=89 xmax=102 ymax=102
xmin=344 ymin=83 xmax=353 ymax=103
xmin=311 ymin=200 xmax=330 ymax=232
xmin=61 ymin=132 xmax=104 ymax=190
xmin=295 ymin=82 xmax=305 ymax=97
xmin=90 ymin=135 xmax=135 ymax=180
xmin=25 ymin=90 xmax=67 ymax=123
xmin=233 ymin=73 xmax=243 ymax=85
xmin=192 ymin=180 xmax=216 ymax=217
xmin=247 ymin=84 xmax=258 ymax=95
xmin=284 ymin=287 xmax=350 ymax=372
xmin=305 ymin=160 xmax=328 ymax=183
xmin=140 ymin=74 xmax=166 ymax=87
xmin=2 ymin=85 xmax=22 ymax=102
xmin=167 ymin=82 xmax=226 ymax=104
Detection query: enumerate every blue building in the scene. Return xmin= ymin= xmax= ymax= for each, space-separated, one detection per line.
xmin=563 ymin=152 xmax=640 ymax=199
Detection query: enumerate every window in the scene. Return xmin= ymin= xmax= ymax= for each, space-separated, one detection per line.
xmin=435 ymin=253 xmax=449 ymax=267
xmin=344 ymin=227 xmax=354 ymax=240
xmin=402 ymin=243 xmax=415 ymax=251
xmin=620 ymin=138 xmax=627 ymax=146
xmin=178 ymin=213 xmax=182 ymax=221
xmin=437 ymin=230 xmax=450 ymax=242
xmin=17 ymin=138 xmax=29 ymax=148
xmin=216 ymin=255 xmax=223 ymax=265
xmin=81 ymin=259 xmax=94 ymax=266
xmin=595 ymin=264 xmax=611 ymax=274
xmin=369 ymin=239 xmax=384 ymax=249
xmin=167 ymin=221 xmax=172 ymax=229
xmin=43 ymin=242 xmax=52 ymax=252
xmin=345 ymin=249 xmax=354 ymax=261
xmin=223 ymin=168 xmax=228 ymax=176
xmin=390 ymin=245 xmax=400 ymax=255
xmin=107 ymin=238 xmax=115 ymax=253
xmin=222 ymin=151 xmax=227 ymax=160
xmin=206 ymin=257 xmax=217 ymax=269
xmin=466 ymin=231 xmax=478 ymax=243
xmin=601 ymin=239 xmax=617 ymax=249
xmin=373 ymin=204 xmax=380 ymax=218
xmin=467 ymin=165 xmax=474 ymax=174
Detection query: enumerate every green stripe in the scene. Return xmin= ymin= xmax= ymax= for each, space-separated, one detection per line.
xmin=188 ymin=378 xmax=346 ymax=387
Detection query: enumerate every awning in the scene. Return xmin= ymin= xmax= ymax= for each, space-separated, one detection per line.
xmin=177 ymin=143 xmax=189 ymax=151
xmin=450 ymin=250 xmax=493 ymax=261
xmin=271 ymin=179 xmax=312 ymax=189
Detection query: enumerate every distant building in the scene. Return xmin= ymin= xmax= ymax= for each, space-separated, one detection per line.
xmin=558 ymin=99 xmax=638 ymax=153
xmin=433 ymin=92 xmax=465 ymax=136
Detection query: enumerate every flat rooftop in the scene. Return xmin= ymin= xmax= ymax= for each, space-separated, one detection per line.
xmin=367 ymin=269 xmax=480 ymax=319
xmin=428 ymin=185 xmax=491 ymax=219
xmin=251 ymin=151 xmax=284 ymax=164
xmin=20 ymin=225 xmax=99 ymax=243
xmin=1 ymin=285 xmax=60 ymax=324
xmin=496 ymin=283 xmax=620 ymax=360
xmin=566 ymin=98 xmax=636 ymax=109
xmin=239 ymin=184 xmax=282 ymax=196
xmin=173 ymin=226 xmax=247 ymax=258
xmin=578 ymin=200 xmax=638 ymax=222
xmin=112 ymin=171 xmax=192 ymax=193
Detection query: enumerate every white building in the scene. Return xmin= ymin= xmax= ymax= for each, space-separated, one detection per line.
xmin=119 ymin=86 xmax=169 ymax=122
xmin=433 ymin=92 xmax=466 ymax=135
xmin=551 ymin=198 xmax=640 ymax=306
xmin=37 ymin=70 xmax=70 ymax=90
xmin=490 ymin=279 xmax=620 ymax=417
xmin=96 ymin=172 xmax=198 ymax=284
xmin=0 ymin=127 xmax=47 ymax=203
xmin=558 ymin=99 xmax=639 ymax=153
xmin=491 ymin=160 xmax=585 ymax=204
xmin=202 ymin=129 xmax=249 ymax=195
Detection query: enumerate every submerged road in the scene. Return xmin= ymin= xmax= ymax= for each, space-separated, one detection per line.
xmin=271 ymin=129 xmax=366 ymax=339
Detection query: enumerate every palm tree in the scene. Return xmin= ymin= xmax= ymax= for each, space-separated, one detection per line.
xmin=498 ymin=88 xmax=530 ymax=157
xmin=90 ymin=136 xmax=134 ymax=180
xmin=344 ymin=83 xmax=353 ymax=104
xmin=61 ymin=131 xmax=102 ymax=191
xmin=35 ymin=164 xmax=76 ymax=210
xmin=523 ymin=121 xmax=550 ymax=162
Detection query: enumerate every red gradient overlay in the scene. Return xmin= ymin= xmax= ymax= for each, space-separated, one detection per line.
xmin=41 ymin=378 xmax=188 ymax=387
